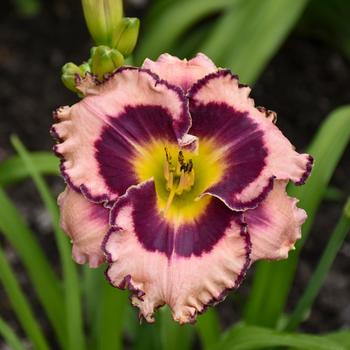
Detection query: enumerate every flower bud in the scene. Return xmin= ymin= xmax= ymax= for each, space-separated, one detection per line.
xmin=61 ymin=62 xmax=85 ymax=93
xmin=79 ymin=62 xmax=91 ymax=75
xmin=112 ymin=17 xmax=140 ymax=57
xmin=81 ymin=0 xmax=123 ymax=46
xmin=90 ymin=45 xmax=124 ymax=80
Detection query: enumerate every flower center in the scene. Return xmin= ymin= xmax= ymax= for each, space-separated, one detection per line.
xmin=163 ymin=148 xmax=195 ymax=213
xmin=132 ymin=138 xmax=226 ymax=222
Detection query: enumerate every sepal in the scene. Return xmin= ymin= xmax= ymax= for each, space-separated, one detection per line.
xmin=61 ymin=62 xmax=90 ymax=93
xmin=90 ymin=45 xmax=124 ymax=80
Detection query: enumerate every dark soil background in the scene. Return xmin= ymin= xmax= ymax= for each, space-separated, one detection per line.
xmin=0 ymin=0 xmax=349 ymax=347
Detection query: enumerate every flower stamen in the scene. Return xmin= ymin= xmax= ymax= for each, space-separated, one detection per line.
xmin=163 ymin=147 xmax=195 ymax=214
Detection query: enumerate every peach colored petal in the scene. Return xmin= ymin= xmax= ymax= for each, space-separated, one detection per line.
xmin=245 ymin=180 xmax=307 ymax=261
xmin=188 ymin=70 xmax=313 ymax=210
xmin=104 ymin=180 xmax=250 ymax=323
xmin=52 ymin=68 xmax=190 ymax=203
xmin=142 ymin=53 xmax=218 ymax=91
xmin=58 ymin=186 xmax=109 ymax=267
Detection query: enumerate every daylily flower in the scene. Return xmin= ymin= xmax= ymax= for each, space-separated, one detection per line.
xmin=51 ymin=53 xmax=313 ymax=324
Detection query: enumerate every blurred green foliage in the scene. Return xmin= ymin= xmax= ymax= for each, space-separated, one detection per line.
xmin=299 ymin=0 xmax=350 ymax=59
xmin=12 ymin=0 xmax=41 ymax=17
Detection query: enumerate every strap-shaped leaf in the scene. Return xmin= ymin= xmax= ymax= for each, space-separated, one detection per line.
xmin=0 ymin=152 xmax=59 ymax=186
xmin=199 ymin=0 xmax=308 ymax=84
xmin=245 ymin=105 xmax=350 ymax=327
xmin=159 ymin=307 xmax=194 ymax=350
xmin=286 ymin=198 xmax=350 ymax=330
xmin=135 ymin=0 xmax=240 ymax=63
xmin=327 ymin=332 xmax=350 ymax=348
xmin=210 ymin=325 xmax=345 ymax=350
xmin=196 ymin=309 xmax=221 ymax=350
xmin=11 ymin=136 xmax=86 ymax=350
xmin=0 ymin=246 xmax=50 ymax=350
xmin=0 ymin=187 xmax=66 ymax=347
xmin=92 ymin=268 xmax=128 ymax=350
xmin=0 ymin=317 xmax=25 ymax=350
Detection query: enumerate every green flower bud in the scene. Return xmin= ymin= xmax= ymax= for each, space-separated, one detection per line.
xmin=112 ymin=17 xmax=140 ymax=57
xmin=81 ymin=0 xmax=123 ymax=46
xmin=61 ymin=62 xmax=84 ymax=93
xmin=90 ymin=45 xmax=124 ymax=80
xmin=79 ymin=62 xmax=91 ymax=75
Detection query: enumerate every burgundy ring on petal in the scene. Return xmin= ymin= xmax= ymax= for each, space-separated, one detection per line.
xmin=53 ymin=53 xmax=313 ymax=324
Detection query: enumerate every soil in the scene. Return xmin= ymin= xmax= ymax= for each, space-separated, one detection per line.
xmin=0 ymin=0 xmax=349 ymax=347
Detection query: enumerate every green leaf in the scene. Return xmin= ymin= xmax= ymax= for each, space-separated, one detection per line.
xmin=245 ymin=105 xmax=350 ymax=327
xmin=133 ymin=321 xmax=162 ymax=350
xmin=11 ymin=136 xmax=86 ymax=350
xmin=159 ymin=307 xmax=194 ymax=350
xmin=196 ymin=309 xmax=221 ymax=350
xmin=299 ymin=0 xmax=350 ymax=59
xmin=211 ymin=325 xmax=345 ymax=350
xmin=138 ymin=0 xmax=307 ymax=85
xmin=324 ymin=186 xmax=345 ymax=202
xmin=225 ymin=0 xmax=308 ymax=84
xmin=135 ymin=0 xmax=239 ymax=64
xmin=0 ymin=152 xmax=59 ymax=187
xmin=197 ymin=0 xmax=247 ymax=61
xmin=13 ymin=0 xmax=41 ymax=17
xmin=0 ymin=316 xmax=26 ymax=350
xmin=286 ymin=197 xmax=350 ymax=330
xmin=0 ymin=187 xmax=66 ymax=347
xmin=95 ymin=276 xmax=128 ymax=350
xmin=327 ymin=331 xmax=350 ymax=348
xmin=173 ymin=19 xmax=215 ymax=59
xmin=0 ymin=246 xmax=50 ymax=350
xmin=83 ymin=266 xmax=103 ymax=333
xmin=199 ymin=0 xmax=308 ymax=84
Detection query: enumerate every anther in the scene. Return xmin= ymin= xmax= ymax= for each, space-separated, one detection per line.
xmin=178 ymin=151 xmax=184 ymax=165
xmin=187 ymin=159 xmax=193 ymax=173
xmin=163 ymin=148 xmax=195 ymax=214
xmin=164 ymin=147 xmax=172 ymax=163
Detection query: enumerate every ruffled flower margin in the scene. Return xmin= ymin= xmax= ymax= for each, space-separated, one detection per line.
xmin=52 ymin=53 xmax=313 ymax=324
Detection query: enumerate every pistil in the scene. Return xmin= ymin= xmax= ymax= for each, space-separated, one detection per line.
xmin=163 ymin=148 xmax=195 ymax=214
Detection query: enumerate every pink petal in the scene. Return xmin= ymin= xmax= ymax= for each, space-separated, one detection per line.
xmin=188 ymin=70 xmax=313 ymax=210
xmin=103 ymin=180 xmax=250 ymax=323
xmin=58 ymin=186 xmax=109 ymax=267
xmin=142 ymin=53 xmax=218 ymax=91
xmin=51 ymin=68 xmax=190 ymax=203
xmin=245 ymin=180 xmax=307 ymax=261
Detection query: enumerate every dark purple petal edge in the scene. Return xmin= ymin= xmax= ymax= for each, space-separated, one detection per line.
xmin=102 ymin=228 xmax=147 ymax=303
xmin=51 ymin=67 xmax=191 ymax=204
xmin=187 ymin=69 xmax=238 ymax=100
xmin=295 ymin=155 xmax=314 ymax=185
xmin=196 ymin=220 xmax=252 ymax=319
xmin=100 ymin=66 xmax=191 ymax=140
xmin=101 ymin=215 xmax=252 ymax=323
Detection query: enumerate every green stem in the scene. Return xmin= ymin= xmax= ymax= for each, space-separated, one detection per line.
xmin=285 ymin=198 xmax=350 ymax=331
